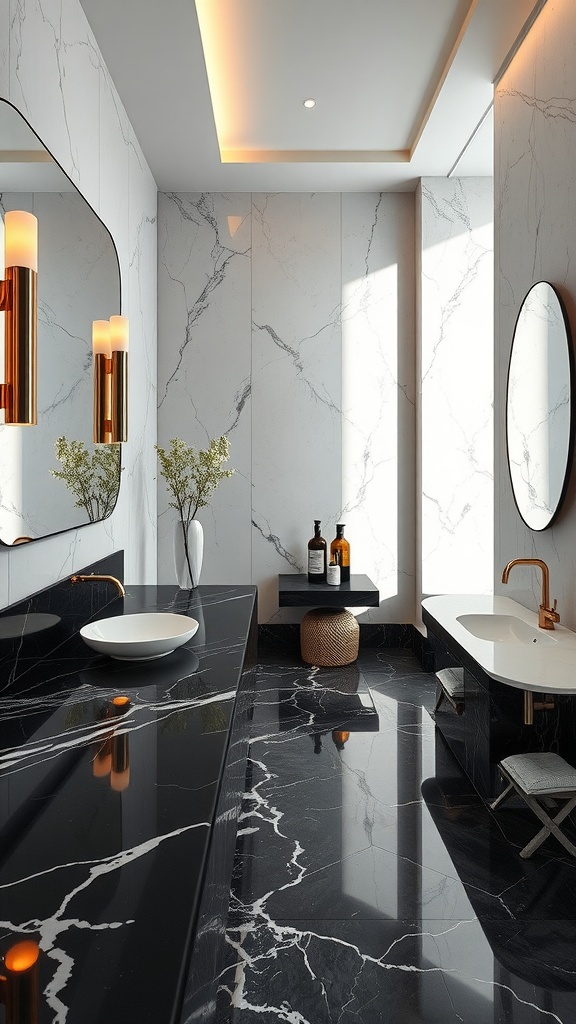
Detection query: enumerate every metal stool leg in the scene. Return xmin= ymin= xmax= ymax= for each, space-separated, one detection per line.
xmin=520 ymin=794 xmax=576 ymax=859
xmin=490 ymin=782 xmax=515 ymax=811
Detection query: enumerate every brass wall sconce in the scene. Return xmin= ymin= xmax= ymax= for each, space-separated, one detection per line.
xmin=0 ymin=211 xmax=38 ymax=426
xmin=0 ymin=939 xmax=40 ymax=1024
xmin=92 ymin=315 xmax=129 ymax=443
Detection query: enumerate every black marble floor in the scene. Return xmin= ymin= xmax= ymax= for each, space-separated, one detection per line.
xmin=215 ymin=637 xmax=576 ymax=1024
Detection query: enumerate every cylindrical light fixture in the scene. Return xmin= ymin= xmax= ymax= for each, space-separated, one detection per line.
xmin=92 ymin=315 xmax=128 ymax=444
xmin=109 ymin=315 xmax=128 ymax=443
xmin=2 ymin=939 xmax=40 ymax=1024
xmin=92 ymin=319 xmax=111 ymax=443
xmin=0 ymin=211 xmax=38 ymax=425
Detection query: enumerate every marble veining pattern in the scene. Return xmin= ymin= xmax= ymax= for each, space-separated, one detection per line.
xmin=420 ymin=177 xmax=493 ymax=598
xmin=495 ymin=0 xmax=576 ymax=632
xmin=0 ymin=583 xmax=257 ymax=1024
xmin=215 ymin=643 xmax=576 ymax=1023
xmin=158 ymin=191 xmax=418 ymax=624
xmin=1 ymin=0 xmax=158 ymax=602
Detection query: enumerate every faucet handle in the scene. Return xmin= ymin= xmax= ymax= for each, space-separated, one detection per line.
xmin=546 ymin=599 xmax=560 ymax=624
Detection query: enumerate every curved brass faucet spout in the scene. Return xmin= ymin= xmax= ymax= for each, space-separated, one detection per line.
xmin=501 ymin=558 xmax=559 ymax=630
xmin=70 ymin=573 xmax=125 ymax=597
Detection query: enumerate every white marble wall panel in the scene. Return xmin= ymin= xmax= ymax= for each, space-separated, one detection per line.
xmin=251 ymin=193 xmax=342 ymax=621
xmin=8 ymin=0 xmax=100 ymax=203
xmin=123 ymin=135 xmax=158 ymax=585
xmin=495 ymin=0 xmax=576 ymax=629
xmin=341 ymin=193 xmax=415 ymax=622
xmin=1 ymin=0 xmax=157 ymax=607
xmin=420 ymin=177 xmax=494 ymax=598
xmin=157 ymin=193 xmax=252 ymax=589
xmin=157 ymin=192 xmax=417 ymax=622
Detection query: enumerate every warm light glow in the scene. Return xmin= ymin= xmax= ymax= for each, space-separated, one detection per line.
xmin=227 ymin=215 xmax=245 ymax=238
xmin=112 ymin=695 xmax=130 ymax=707
xmin=303 ymin=98 xmax=316 ymax=108
xmin=110 ymin=767 xmax=130 ymax=792
xmin=93 ymin=749 xmax=112 ymax=777
xmin=110 ymin=315 xmax=129 ymax=352
xmin=92 ymin=319 xmax=111 ymax=357
xmin=4 ymin=211 xmax=38 ymax=272
xmin=4 ymin=940 xmax=40 ymax=973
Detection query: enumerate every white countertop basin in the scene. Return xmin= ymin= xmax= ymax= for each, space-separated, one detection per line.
xmin=80 ymin=612 xmax=199 ymax=661
xmin=456 ymin=613 xmax=557 ymax=647
xmin=422 ymin=594 xmax=576 ymax=694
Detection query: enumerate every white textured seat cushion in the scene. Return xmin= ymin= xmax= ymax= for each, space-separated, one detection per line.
xmin=501 ymin=752 xmax=576 ymax=796
xmin=435 ymin=667 xmax=464 ymax=699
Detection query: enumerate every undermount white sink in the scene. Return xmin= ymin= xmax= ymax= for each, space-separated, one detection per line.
xmin=422 ymin=594 xmax=576 ymax=695
xmin=456 ymin=613 xmax=557 ymax=647
xmin=80 ymin=612 xmax=199 ymax=661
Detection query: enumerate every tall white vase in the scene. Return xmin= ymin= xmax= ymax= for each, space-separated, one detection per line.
xmin=174 ymin=519 xmax=204 ymax=589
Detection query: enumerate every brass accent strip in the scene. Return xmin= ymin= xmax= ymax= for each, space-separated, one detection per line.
xmin=93 ymin=353 xmax=111 ymax=444
xmin=523 ymin=690 xmax=533 ymax=726
xmin=523 ymin=689 xmax=556 ymax=725
xmin=1 ymin=267 xmax=37 ymax=425
xmin=111 ymin=349 xmax=128 ymax=443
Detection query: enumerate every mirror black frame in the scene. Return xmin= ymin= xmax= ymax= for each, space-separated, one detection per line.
xmin=506 ymin=280 xmax=574 ymax=531
xmin=0 ymin=100 xmax=123 ymax=546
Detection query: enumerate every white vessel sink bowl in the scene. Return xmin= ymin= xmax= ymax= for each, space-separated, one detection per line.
xmin=80 ymin=612 xmax=199 ymax=661
xmin=456 ymin=613 xmax=557 ymax=646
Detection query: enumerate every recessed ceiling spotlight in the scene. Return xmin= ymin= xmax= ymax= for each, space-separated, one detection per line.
xmin=303 ymin=98 xmax=316 ymax=109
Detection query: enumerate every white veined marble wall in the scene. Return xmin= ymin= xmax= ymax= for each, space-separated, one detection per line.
xmin=419 ymin=177 xmax=494 ymax=598
xmin=495 ymin=0 xmax=576 ymax=629
xmin=157 ymin=192 xmax=416 ymax=623
xmin=0 ymin=0 xmax=157 ymax=608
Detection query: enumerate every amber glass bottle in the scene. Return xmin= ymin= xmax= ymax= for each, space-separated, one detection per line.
xmin=330 ymin=524 xmax=350 ymax=582
xmin=307 ymin=520 xmax=327 ymax=583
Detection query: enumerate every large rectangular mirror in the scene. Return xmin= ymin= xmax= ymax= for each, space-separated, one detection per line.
xmin=0 ymin=101 xmax=121 ymax=545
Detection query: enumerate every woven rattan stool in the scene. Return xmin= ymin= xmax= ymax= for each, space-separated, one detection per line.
xmin=300 ymin=607 xmax=359 ymax=667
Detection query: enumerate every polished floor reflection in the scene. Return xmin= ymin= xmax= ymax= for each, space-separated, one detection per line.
xmin=215 ymin=638 xmax=576 ymax=1023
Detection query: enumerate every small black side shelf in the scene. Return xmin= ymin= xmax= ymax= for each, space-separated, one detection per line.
xmin=278 ymin=573 xmax=379 ymax=608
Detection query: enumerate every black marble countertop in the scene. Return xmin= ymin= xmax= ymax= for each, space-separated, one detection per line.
xmin=278 ymin=573 xmax=379 ymax=607
xmin=0 ymin=584 xmax=257 ymax=1024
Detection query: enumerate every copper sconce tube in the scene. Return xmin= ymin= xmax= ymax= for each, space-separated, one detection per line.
xmin=93 ymin=352 xmax=112 ymax=443
xmin=111 ymin=349 xmax=128 ymax=443
xmin=92 ymin=323 xmax=128 ymax=445
xmin=0 ymin=267 xmax=37 ymax=425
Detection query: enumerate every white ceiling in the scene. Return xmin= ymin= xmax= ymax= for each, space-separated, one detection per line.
xmin=78 ymin=0 xmax=545 ymax=193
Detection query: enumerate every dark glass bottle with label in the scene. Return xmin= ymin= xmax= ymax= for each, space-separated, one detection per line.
xmin=330 ymin=524 xmax=350 ymax=582
xmin=307 ymin=519 xmax=327 ymax=583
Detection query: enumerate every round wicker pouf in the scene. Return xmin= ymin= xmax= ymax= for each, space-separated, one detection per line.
xmin=300 ymin=607 xmax=360 ymax=667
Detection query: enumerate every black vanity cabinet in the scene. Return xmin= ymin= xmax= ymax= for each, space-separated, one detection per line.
xmin=423 ymin=609 xmax=576 ymax=801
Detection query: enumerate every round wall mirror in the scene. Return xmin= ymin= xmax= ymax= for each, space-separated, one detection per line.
xmin=506 ymin=281 xmax=574 ymax=531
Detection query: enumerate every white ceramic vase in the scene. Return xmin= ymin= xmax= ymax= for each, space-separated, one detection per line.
xmin=174 ymin=519 xmax=204 ymax=589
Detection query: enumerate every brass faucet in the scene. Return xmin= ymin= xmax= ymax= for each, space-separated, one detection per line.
xmin=501 ymin=558 xmax=559 ymax=630
xmin=70 ymin=573 xmax=125 ymax=597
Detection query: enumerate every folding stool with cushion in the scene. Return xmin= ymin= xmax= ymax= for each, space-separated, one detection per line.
xmin=434 ymin=667 xmax=465 ymax=716
xmin=490 ymin=751 xmax=576 ymax=859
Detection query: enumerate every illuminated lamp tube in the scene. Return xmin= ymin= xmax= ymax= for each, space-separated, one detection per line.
xmin=0 ymin=212 xmax=38 ymax=425
xmin=92 ymin=316 xmax=128 ymax=444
